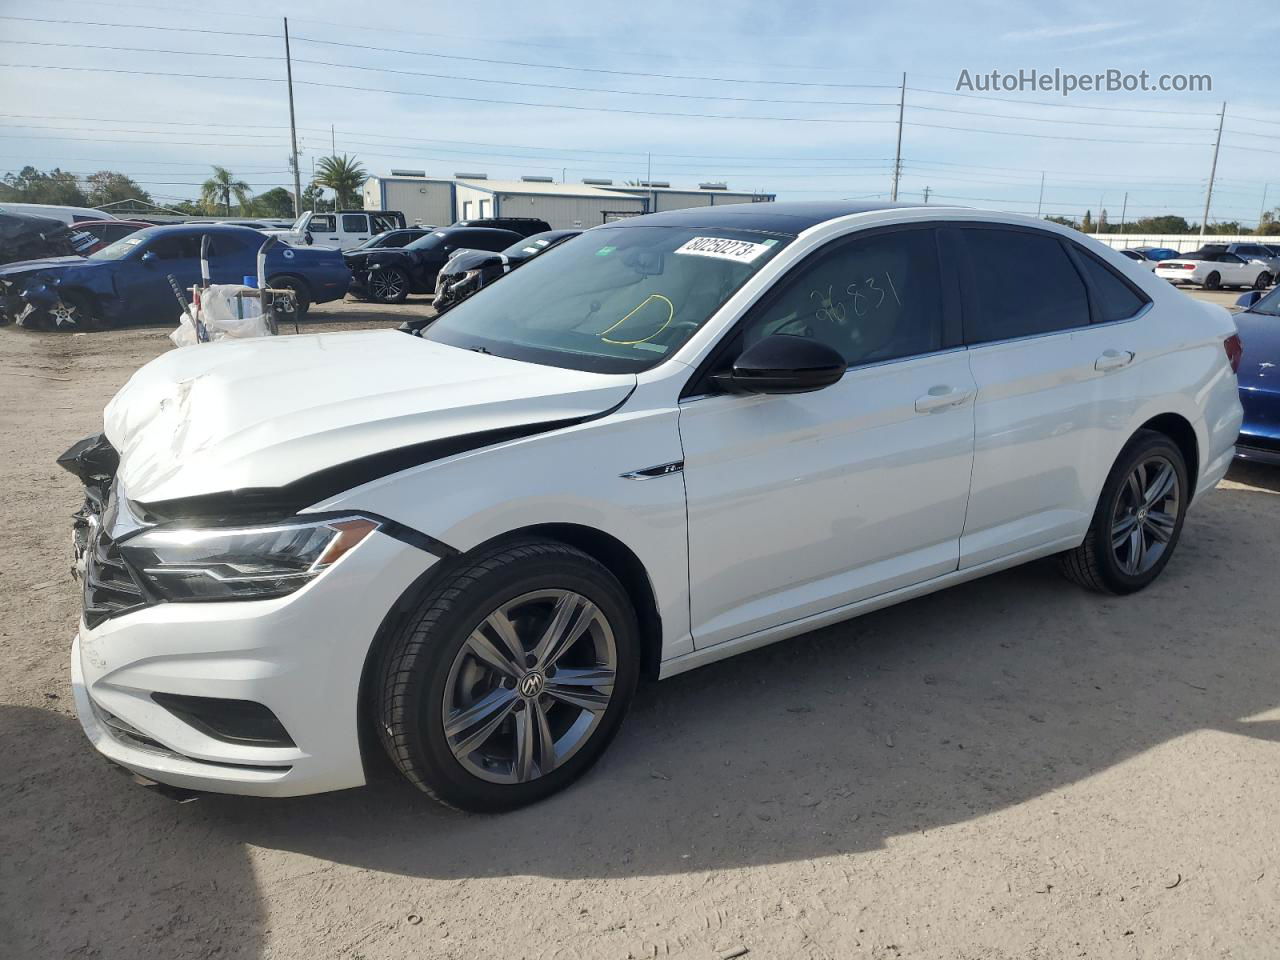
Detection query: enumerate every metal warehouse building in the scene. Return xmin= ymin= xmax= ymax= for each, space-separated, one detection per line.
xmin=362 ymin=172 xmax=457 ymax=227
xmin=363 ymin=173 xmax=775 ymax=229
xmin=601 ymin=181 xmax=774 ymax=212
xmin=452 ymin=178 xmax=646 ymax=229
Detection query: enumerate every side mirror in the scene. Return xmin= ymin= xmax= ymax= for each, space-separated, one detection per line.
xmin=1236 ymin=290 xmax=1264 ymax=309
xmin=140 ymin=250 xmax=157 ymax=264
xmin=712 ymin=334 xmax=847 ymax=395
xmin=304 ymin=232 xmax=314 ymax=245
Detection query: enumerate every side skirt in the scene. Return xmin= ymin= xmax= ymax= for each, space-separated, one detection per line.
xmin=657 ymin=535 xmax=1081 ymax=680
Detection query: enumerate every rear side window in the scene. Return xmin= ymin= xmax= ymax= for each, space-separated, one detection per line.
xmin=960 ymin=227 xmax=1089 ymax=343
xmin=740 ymin=227 xmax=945 ymax=366
xmin=341 ymin=214 xmax=368 ymax=233
xmin=1072 ymin=248 xmax=1149 ymax=323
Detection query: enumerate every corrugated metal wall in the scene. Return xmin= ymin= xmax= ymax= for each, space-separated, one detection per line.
xmin=654 ymin=191 xmax=712 ymax=212
xmin=493 ymin=193 xmax=645 ymax=230
xmin=381 ymin=180 xmax=455 ymax=227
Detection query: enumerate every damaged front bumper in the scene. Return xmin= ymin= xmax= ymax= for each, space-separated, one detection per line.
xmin=0 ymin=276 xmax=82 ymax=329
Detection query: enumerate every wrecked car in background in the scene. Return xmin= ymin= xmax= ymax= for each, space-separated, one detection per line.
xmin=0 ymin=223 xmax=351 ymax=330
xmin=0 ymin=210 xmax=83 ymax=266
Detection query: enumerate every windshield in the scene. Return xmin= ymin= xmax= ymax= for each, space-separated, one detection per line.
xmin=89 ymin=233 xmax=148 ymax=261
xmin=290 ymin=213 xmax=309 ymax=231
xmin=424 ymin=225 xmax=791 ymax=373
xmin=1246 ymin=287 xmax=1280 ymax=317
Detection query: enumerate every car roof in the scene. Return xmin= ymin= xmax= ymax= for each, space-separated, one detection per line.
xmin=438 ymin=225 xmax=523 ymax=236
xmin=606 ymin=200 xmax=932 ymax=235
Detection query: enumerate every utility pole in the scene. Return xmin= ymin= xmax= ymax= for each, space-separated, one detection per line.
xmin=1259 ymin=183 xmax=1270 ymax=231
xmin=1201 ymin=101 xmax=1226 ymax=240
xmin=922 ymin=185 xmax=930 ymax=204
xmin=890 ymin=72 xmax=905 ymax=201
xmin=283 ymin=18 xmax=302 ymax=217
xmin=1119 ymin=191 xmax=1128 ymax=234
xmin=1036 ymin=172 xmax=1045 ymax=217
xmin=646 ymin=152 xmax=652 ymax=186
xmin=331 ymin=124 xmax=335 ymax=155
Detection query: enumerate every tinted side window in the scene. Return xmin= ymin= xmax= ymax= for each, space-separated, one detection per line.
xmin=310 ymin=215 xmax=335 ymax=233
xmin=1073 ymin=248 xmax=1149 ymax=323
xmin=741 ymin=228 xmax=944 ymax=366
xmin=147 ymin=235 xmax=202 ymax=260
xmin=960 ymin=228 xmax=1089 ymax=342
xmin=467 ymin=231 xmax=519 ymax=252
xmin=341 ymin=214 xmax=368 ymax=232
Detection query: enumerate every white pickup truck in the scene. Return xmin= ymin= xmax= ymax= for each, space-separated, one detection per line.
xmin=265 ymin=210 xmax=406 ymax=251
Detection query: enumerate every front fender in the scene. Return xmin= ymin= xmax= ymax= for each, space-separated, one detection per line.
xmin=309 ymin=406 xmax=694 ymax=661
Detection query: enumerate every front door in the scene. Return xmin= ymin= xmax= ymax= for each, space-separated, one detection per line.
xmin=679 ymin=226 xmax=977 ymax=648
xmin=118 ymin=232 xmax=203 ymax=322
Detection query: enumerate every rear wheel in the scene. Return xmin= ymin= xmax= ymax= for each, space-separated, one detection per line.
xmin=267 ymin=275 xmax=310 ymax=318
xmin=1203 ymin=271 xmax=1221 ymax=290
xmin=1059 ymin=430 xmax=1188 ymax=594
xmin=375 ymin=539 xmax=640 ymax=812
xmin=368 ymin=266 xmax=409 ymax=304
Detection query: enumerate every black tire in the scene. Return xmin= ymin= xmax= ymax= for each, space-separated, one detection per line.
xmin=1059 ymin=429 xmax=1189 ymax=595
xmin=368 ymin=266 xmax=410 ymax=304
xmin=267 ymin=275 xmax=310 ymax=318
xmin=1255 ymin=272 xmax=1273 ymax=290
xmin=1203 ymin=271 xmax=1221 ymax=290
xmin=375 ymin=538 xmax=640 ymax=812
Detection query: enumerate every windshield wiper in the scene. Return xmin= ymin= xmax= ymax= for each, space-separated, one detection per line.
xmin=469 ymin=345 xmax=492 ymax=355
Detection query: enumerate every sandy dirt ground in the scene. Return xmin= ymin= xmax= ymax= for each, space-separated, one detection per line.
xmin=2 ymin=290 xmax=1279 ymax=959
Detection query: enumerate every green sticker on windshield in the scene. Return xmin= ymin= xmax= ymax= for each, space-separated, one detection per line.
xmin=595 ymin=245 xmax=616 ymax=256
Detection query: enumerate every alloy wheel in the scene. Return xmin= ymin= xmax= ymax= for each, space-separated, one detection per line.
xmin=441 ymin=589 xmax=617 ymax=785
xmin=370 ymin=270 xmax=406 ymax=301
xmin=1111 ymin=455 xmax=1180 ymax=576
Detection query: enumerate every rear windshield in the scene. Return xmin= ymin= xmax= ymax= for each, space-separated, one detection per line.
xmin=424 ymin=225 xmax=792 ymax=373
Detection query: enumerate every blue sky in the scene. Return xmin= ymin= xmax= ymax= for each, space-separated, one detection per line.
xmin=1 ymin=0 xmax=1277 ymax=225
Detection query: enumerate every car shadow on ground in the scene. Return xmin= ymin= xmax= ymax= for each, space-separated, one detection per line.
xmin=7 ymin=479 xmax=1279 ymax=958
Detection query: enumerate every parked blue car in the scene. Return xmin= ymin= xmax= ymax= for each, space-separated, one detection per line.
xmin=1234 ymin=286 xmax=1280 ymax=464
xmin=0 ymin=224 xmax=350 ymax=330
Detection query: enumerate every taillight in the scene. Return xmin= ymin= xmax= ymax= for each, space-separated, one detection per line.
xmin=1180 ymin=263 xmax=1197 ymax=270
xmin=1225 ymin=333 xmax=1243 ymax=374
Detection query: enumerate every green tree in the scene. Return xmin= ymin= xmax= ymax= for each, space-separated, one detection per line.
xmin=314 ymin=154 xmax=366 ymax=209
xmin=251 ymin=187 xmax=297 ymax=218
xmin=301 ymin=181 xmax=335 ymax=213
xmin=1044 ymin=215 xmax=1079 ymax=229
xmin=200 ymin=165 xmax=252 ymax=216
xmin=1258 ymin=209 xmax=1280 ymax=236
xmin=0 ymin=166 xmax=88 ymax=205
xmin=1080 ymin=209 xmax=1095 ymax=233
xmin=1129 ymin=214 xmax=1192 ymax=234
xmin=84 ymin=170 xmax=152 ymax=209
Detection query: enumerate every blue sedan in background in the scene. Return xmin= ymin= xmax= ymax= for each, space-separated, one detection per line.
xmin=0 ymin=224 xmax=350 ymax=330
xmin=1234 ymin=285 xmax=1280 ymax=464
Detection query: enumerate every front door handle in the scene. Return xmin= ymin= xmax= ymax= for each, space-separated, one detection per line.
xmin=1095 ymin=349 xmax=1135 ymax=372
xmin=915 ymin=385 xmax=974 ymax=413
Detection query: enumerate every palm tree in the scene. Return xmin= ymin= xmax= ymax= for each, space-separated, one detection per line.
xmin=200 ymin=166 xmax=252 ymax=216
xmin=314 ymin=154 xmax=367 ymax=209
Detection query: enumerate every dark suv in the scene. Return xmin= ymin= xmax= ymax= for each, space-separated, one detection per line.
xmin=449 ymin=217 xmax=551 ymax=238
xmin=344 ymin=226 xmax=523 ymax=303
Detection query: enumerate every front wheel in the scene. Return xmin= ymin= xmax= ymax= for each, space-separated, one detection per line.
xmin=1059 ymin=429 xmax=1189 ymax=594
xmin=375 ymin=539 xmax=640 ymax=812
xmin=1255 ymin=272 xmax=1273 ymax=290
xmin=368 ymin=266 xmax=409 ymax=304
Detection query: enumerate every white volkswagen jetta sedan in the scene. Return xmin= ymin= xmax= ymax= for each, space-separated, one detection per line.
xmin=63 ymin=202 xmax=1244 ymax=811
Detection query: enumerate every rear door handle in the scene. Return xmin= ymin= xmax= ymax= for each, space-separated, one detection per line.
xmin=1095 ymin=349 xmax=1135 ymax=372
xmin=915 ymin=385 xmax=974 ymax=413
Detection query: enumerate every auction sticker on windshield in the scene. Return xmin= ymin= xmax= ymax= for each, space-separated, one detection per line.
xmin=675 ymin=236 xmax=776 ymax=263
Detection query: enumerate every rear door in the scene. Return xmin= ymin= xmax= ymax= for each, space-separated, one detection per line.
xmin=954 ymin=225 xmax=1151 ymax=567
xmin=680 ymin=225 xmax=977 ymax=648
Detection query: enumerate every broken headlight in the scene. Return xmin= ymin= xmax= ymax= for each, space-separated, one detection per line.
xmin=119 ymin=517 xmax=378 ymax=601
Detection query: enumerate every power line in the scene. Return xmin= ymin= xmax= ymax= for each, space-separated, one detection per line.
xmin=905 ymin=119 xmax=1210 ymax=146
xmin=907 ymin=85 xmax=1220 ymax=117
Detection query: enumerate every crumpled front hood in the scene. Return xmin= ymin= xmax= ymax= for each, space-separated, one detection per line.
xmin=105 ymin=330 xmax=635 ymax=506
